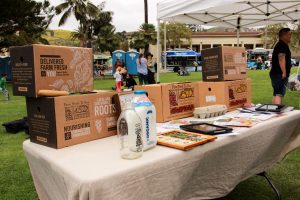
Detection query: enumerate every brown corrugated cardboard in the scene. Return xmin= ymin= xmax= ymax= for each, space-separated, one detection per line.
xmin=26 ymin=92 xmax=117 ymax=149
xmin=197 ymin=79 xmax=252 ymax=111
xmin=10 ymin=44 xmax=93 ymax=97
xmin=201 ymin=46 xmax=247 ymax=81
xmin=135 ymin=82 xmax=199 ymax=122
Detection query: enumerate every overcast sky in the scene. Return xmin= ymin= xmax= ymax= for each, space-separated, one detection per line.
xmin=46 ymin=0 xmax=159 ymax=32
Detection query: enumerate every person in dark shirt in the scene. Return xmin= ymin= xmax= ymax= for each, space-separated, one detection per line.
xmin=125 ymin=74 xmax=137 ymax=89
xmin=270 ymin=28 xmax=292 ymax=104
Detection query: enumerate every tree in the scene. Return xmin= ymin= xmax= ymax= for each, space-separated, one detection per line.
xmin=130 ymin=23 xmax=156 ymax=54
xmin=56 ymin=1 xmax=113 ymax=48
xmin=0 ymin=0 xmax=54 ymax=48
xmin=116 ymin=31 xmax=129 ymax=51
xmin=264 ymin=24 xmax=285 ymax=48
xmin=70 ymin=26 xmax=85 ymax=47
xmin=144 ymin=0 xmax=148 ymax=24
xmin=55 ymin=0 xmax=98 ymax=26
xmin=264 ymin=23 xmax=300 ymax=51
xmin=159 ymin=22 xmax=192 ymax=49
xmin=289 ymin=23 xmax=300 ymax=52
xmin=55 ymin=0 xmax=98 ymax=47
xmin=95 ymin=25 xmax=121 ymax=55
xmin=187 ymin=24 xmax=204 ymax=32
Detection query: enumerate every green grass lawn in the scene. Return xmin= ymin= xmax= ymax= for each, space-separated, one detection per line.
xmin=0 ymin=69 xmax=299 ymax=200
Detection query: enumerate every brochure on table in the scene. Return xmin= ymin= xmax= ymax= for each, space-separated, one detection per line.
xmin=160 ymin=109 xmax=280 ymax=130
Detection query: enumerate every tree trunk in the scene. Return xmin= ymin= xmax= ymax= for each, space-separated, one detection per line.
xmin=79 ymin=38 xmax=84 ymax=47
xmin=144 ymin=44 xmax=149 ymax=55
xmin=144 ymin=0 xmax=148 ymax=24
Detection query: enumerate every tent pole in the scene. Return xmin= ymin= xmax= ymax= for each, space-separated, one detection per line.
xmin=297 ymin=61 xmax=300 ymax=76
xmin=156 ymin=20 xmax=161 ymax=83
xmin=264 ymin=28 xmax=268 ymax=49
xmin=237 ymin=29 xmax=240 ymax=46
xmin=164 ymin=21 xmax=167 ymax=70
xmin=237 ymin=16 xmax=241 ymax=47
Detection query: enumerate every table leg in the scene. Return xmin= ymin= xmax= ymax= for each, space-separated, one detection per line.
xmin=257 ymin=171 xmax=281 ymax=200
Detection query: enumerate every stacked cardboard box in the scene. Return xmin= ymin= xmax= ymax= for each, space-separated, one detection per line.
xmin=10 ymin=44 xmax=94 ymax=97
xmin=199 ymin=46 xmax=252 ymax=110
xmin=201 ymin=46 xmax=247 ymax=81
xmin=135 ymin=82 xmax=200 ymax=122
xmin=10 ymin=45 xmax=117 ymax=148
xmin=26 ymin=92 xmax=117 ymax=148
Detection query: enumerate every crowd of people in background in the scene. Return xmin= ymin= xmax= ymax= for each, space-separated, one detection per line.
xmin=113 ymin=52 xmax=157 ymax=91
xmin=136 ymin=53 xmax=156 ymax=85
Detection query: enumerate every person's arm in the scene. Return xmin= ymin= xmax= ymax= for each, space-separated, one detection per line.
xmin=278 ymin=53 xmax=286 ymax=79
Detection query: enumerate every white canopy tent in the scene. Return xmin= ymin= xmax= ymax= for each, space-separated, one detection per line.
xmin=156 ymin=0 xmax=300 ymax=82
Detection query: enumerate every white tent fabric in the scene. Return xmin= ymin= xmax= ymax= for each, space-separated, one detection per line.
xmin=158 ymin=0 xmax=300 ymax=28
xmin=155 ymin=0 xmax=300 ymax=82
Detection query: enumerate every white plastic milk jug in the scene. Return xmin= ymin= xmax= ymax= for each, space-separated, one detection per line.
xmin=117 ymin=103 xmax=143 ymax=159
xmin=132 ymin=90 xmax=157 ymax=151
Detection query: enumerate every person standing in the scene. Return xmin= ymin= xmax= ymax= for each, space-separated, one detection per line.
xmin=256 ymin=56 xmax=263 ymax=70
xmin=136 ymin=54 xmax=148 ymax=85
xmin=120 ymin=66 xmax=128 ymax=86
xmin=0 ymin=73 xmax=9 ymax=100
xmin=146 ymin=53 xmax=155 ymax=84
xmin=270 ymin=28 xmax=292 ymax=104
xmin=113 ymin=67 xmax=122 ymax=92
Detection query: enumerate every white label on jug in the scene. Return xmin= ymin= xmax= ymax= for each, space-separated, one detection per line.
xmin=145 ymin=110 xmax=155 ymax=146
xmin=134 ymin=123 xmax=143 ymax=152
xmin=133 ymin=96 xmax=153 ymax=107
xmin=206 ymin=95 xmax=216 ymax=103
xmin=119 ymin=94 xmax=136 ymax=111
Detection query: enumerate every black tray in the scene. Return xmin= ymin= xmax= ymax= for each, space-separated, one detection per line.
xmin=180 ymin=123 xmax=233 ymax=135
xmin=255 ymin=104 xmax=287 ymax=113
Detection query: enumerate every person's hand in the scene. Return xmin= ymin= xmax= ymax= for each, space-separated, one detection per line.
xmin=282 ymin=72 xmax=286 ymax=79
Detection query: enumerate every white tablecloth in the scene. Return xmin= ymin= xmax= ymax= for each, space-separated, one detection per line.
xmin=23 ymin=110 xmax=300 ymax=200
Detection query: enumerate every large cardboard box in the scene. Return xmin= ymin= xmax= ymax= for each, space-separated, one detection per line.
xmin=135 ymin=82 xmax=199 ymax=122
xmin=197 ymin=79 xmax=252 ymax=111
xmin=10 ymin=44 xmax=93 ymax=97
xmin=26 ymin=92 xmax=117 ymax=148
xmin=201 ymin=46 xmax=247 ymax=81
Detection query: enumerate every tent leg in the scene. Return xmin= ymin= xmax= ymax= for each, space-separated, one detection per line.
xmin=237 ymin=28 xmax=240 ymax=47
xmin=156 ymin=20 xmax=160 ymax=83
xmin=257 ymin=171 xmax=281 ymax=200
xmin=164 ymin=22 xmax=167 ymax=71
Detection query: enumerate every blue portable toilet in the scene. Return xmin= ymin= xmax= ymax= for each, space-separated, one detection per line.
xmin=0 ymin=56 xmax=12 ymax=81
xmin=112 ymin=50 xmax=126 ymax=73
xmin=125 ymin=51 xmax=139 ymax=75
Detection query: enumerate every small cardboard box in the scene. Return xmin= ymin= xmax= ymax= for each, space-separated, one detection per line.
xmin=10 ymin=44 xmax=93 ymax=97
xmin=197 ymin=79 xmax=252 ymax=111
xmin=26 ymin=92 xmax=117 ymax=149
xmin=135 ymin=82 xmax=199 ymax=122
xmin=201 ymin=46 xmax=247 ymax=81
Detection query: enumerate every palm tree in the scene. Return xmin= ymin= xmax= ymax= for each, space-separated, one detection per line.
xmin=55 ymin=0 xmax=98 ymax=46
xmin=130 ymin=23 xmax=156 ymax=54
xmin=144 ymin=0 xmax=148 ymax=24
xmin=55 ymin=0 xmax=98 ymax=26
xmin=70 ymin=26 xmax=85 ymax=47
xmin=95 ymin=25 xmax=121 ymax=55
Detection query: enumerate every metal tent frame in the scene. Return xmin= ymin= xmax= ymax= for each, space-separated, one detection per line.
xmin=156 ymin=0 xmax=300 ymax=82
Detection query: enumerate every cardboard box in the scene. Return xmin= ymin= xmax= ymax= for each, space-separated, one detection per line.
xmin=197 ymin=79 xmax=252 ymax=111
xmin=201 ymin=46 xmax=247 ymax=81
xmin=10 ymin=44 xmax=93 ymax=97
xmin=26 ymin=92 xmax=117 ymax=148
xmin=135 ymin=82 xmax=199 ymax=122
